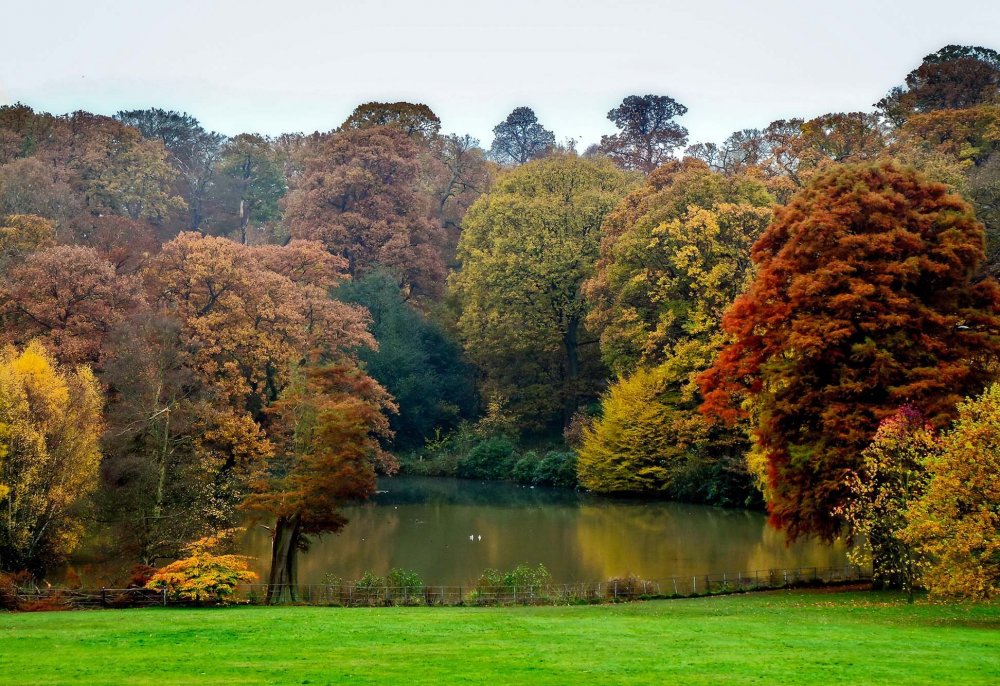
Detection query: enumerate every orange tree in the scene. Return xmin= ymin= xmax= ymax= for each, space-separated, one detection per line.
xmin=699 ymin=161 xmax=1000 ymax=541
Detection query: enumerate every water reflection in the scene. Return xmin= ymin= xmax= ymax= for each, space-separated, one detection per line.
xmin=242 ymin=476 xmax=847 ymax=584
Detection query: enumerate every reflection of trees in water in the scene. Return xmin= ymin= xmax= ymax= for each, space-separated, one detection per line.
xmin=236 ymin=477 xmax=848 ymax=585
xmin=574 ymin=503 xmax=846 ymax=580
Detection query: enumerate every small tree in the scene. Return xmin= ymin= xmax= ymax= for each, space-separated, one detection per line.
xmin=598 ymin=95 xmax=689 ymax=173
xmin=840 ymin=406 xmax=936 ymax=599
xmin=488 ymin=107 xmax=555 ymax=165
xmin=146 ymin=530 xmax=257 ymax=603
xmin=903 ymin=384 xmax=1000 ymax=600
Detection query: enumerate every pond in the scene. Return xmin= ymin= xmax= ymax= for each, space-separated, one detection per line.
xmin=241 ymin=476 xmax=848 ymax=585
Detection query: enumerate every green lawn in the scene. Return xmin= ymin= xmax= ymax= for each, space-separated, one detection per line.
xmin=1 ymin=590 xmax=998 ymax=685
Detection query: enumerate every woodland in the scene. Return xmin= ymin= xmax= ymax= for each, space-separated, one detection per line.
xmin=0 ymin=44 xmax=999 ymax=603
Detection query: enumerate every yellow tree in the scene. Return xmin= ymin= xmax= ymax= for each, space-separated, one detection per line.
xmin=579 ymin=160 xmax=773 ymax=502
xmin=903 ymin=384 xmax=1000 ymax=599
xmin=0 ymin=342 xmax=103 ymax=573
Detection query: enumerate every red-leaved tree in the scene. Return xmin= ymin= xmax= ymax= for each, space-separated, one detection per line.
xmin=699 ymin=161 xmax=1000 ymax=541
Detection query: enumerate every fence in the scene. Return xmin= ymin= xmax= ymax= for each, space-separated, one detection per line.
xmin=7 ymin=564 xmax=869 ymax=610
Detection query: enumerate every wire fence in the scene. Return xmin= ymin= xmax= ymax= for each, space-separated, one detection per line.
xmin=8 ymin=564 xmax=870 ymax=610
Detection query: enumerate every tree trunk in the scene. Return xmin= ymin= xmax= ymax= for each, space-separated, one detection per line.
xmin=266 ymin=513 xmax=302 ymax=604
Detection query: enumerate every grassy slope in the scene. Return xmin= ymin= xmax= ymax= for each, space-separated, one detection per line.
xmin=1 ymin=591 xmax=998 ymax=685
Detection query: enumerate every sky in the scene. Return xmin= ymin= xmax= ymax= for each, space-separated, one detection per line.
xmin=3 ymin=0 xmax=1000 ymax=149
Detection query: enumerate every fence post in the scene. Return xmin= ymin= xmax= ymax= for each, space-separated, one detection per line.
xmin=613 ymin=580 xmax=618 ymax=601
xmin=692 ymin=576 xmax=697 ymax=595
xmin=162 ymin=587 xmax=167 ymax=607
xmin=101 ymin=588 xmax=107 ymax=608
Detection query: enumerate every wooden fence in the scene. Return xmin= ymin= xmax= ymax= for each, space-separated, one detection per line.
xmin=8 ymin=564 xmax=869 ymax=610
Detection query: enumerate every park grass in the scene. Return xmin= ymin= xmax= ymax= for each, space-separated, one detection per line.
xmin=1 ymin=590 xmax=998 ymax=685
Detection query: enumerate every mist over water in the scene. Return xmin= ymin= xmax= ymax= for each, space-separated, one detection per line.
xmin=242 ymin=476 xmax=848 ymax=585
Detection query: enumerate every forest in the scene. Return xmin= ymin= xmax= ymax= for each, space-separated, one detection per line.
xmin=1 ymin=43 xmax=999 ymax=603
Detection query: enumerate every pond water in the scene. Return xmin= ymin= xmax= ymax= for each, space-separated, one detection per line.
xmin=241 ymin=476 xmax=848 ymax=585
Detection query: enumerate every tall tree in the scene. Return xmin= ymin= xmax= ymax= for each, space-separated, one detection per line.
xmin=340 ymin=102 xmax=441 ymax=139
xmin=878 ymin=45 xmax=1000 ymax=124
xmin=218 ymin=134 xmax=286 ymax=244
xmin=699 ymin=162 xmax=1000 ymax=541
xmin=488 ymin=107 xmax=555 ymax=165
xmin=246 ymin=364 xmax=395 ymax=604
xmin=0 ymin=342 xmax=103 ymax=573
xmin=115 ymin=109 xmax=225 ymax=231
xmin=283 ymin=126 xmax=447 ymax=299
xmin=598 ymin=95 xmax=689 ymax=173
xmin=451 ymin=154 xmax=635 ymax=429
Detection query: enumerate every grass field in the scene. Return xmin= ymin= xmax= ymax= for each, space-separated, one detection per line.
xmin=1 ymin=590 xmax=998 ymax=685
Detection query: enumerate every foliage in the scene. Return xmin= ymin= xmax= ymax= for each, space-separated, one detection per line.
xmin=476 ymin=563 xmax=552 ymax=592
xmin=488 ymin=107 xmax=555 ymax=165
xmin=458 ymin=436 xmax=517 ymax=480
xmin=341 ymin=102 xmax=441 ymax=139
xmin=598 ymin=95 xmax=689 ymax=173
xmin=386 ymin=568 xmax=424 ymax=595
xmin=337 ymin=270 xmax=476 ymax=450
xmin=145 ymin=530 xmax=257 ymax=602
xmin=218 ymin=134 xmax=286 ymax=243
xmin=903 ymin=384 xmax=1000 ymax=600
xmin=877 ymin=45 xmax=1000 ymax=123
xmin=840 ymin=406 xmax=936 ymax=595
xmin=0 ymin=213 xmax=54 ymax=267
xmin=0 ymin=342 xmax=103 ymax=572
xmin=283 ymin=126 xmax=447 ymax=299
xmin=0 ymin=245 xmax=147 ymax=366
xmin=451 ymin=154 xmax=635 ymax=428
xmin=700 ymin=161 xmax=1000 ymax=541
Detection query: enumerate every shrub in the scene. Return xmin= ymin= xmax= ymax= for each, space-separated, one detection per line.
xmin=605 ymin=575 xmax=658 ymax=601
xmin=145 ymin=531 xmax=257 ymax=603
xmin=386 ymin=568 xmax=423 ymax=597
xmin=534 ymin=451 xmax=577 ymax=488
xmin=476 ymin=564 xmax=552 ymax=593
xmin=512 ymin=451 xmax=541 ymax=484
xmin=459 ymin=436 xmax=517 ymax=479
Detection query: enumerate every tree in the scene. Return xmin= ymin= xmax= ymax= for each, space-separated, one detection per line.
xmin=145 ymin=530 xmax=257 ymax=602
xmin=878 ymin=45 xmax=1000 ymax=124
xmin=115 ymin=109 xmax=225 ymax=231
xmin=0 ymin=213 xmax=54 ymax=268
xmin=699 ymin=161 xmax=1000 ymax=541
xmin=283 ymin=127 xmax=447 ymax=299
xmin=218 ymin=134 xmax=286 ymax=244
xmin=337 ymin=270 xmax=477 ymax=449
xmin=598 ymin=95 xmax=689 ymax=173
xmin=488 ymin=107 xmax=555 ymax=165
xmin=840 ymin=406 xmax=936 ymax=598
xmin=246 ymin=363 xmax=395 ymax=604
xmin=584 ymin=159 xmax=774 ymax=375
xmin=451 ymin=155 xmax=635 ymax=428
xmin=0 ymin=156 xmax=79 ymax=220
xmin=340 ymin=102 xmax=441 ymax=139
xmin=0 ymin=342 xmax=103 ymax=573
xmin=0 ymin=245 xmax=147 ymax=366
xmin=427 ymin=134 xmax=493 ymax=262
xmin=903 ymin=384 xmax=1000 ymax=599
xmin=578 ymin=160 xmax=772 ymax=504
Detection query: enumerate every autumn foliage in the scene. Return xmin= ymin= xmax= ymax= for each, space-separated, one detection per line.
xmin=699 ymin=161 xmax=1000 ymax=541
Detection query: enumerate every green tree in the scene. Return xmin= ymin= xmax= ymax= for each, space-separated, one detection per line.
xmin=218 ymin=133 xmax=286 ymax=244
xmin=451 ymin=154 xmax=635 ymax=429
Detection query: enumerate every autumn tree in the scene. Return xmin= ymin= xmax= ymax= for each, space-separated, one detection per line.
xmin=488 ymin=107 xmax=555 ymax=165
xmin=0 ymin=213 xmax=54 ymax=268
xmin=451 ymin=154 xmax=635 ymax=428
xmin=115 ymin=109 xmax=225 ymax=231
xmin=0 ymin=156 xmax=79 ymax=220
xmin=578 ymin=160 xmax=772 ymax=503
xmin=903 ymin=384 xmax=1000 ymax=599
xmin=840 ymin=406 xmax=936 ymax=598
xmin=0 ymin=342 xmax=103 ymax=573
xmin=340 ymin=102 xmax=441 ymax=139
xmin=283 ymin=126 xmax=447 ymax=299
xmin=598 ymin=95 xmax=689 ymax=173
xmin=218 ymin=134 xmax=286 ymax=244
xmin=0 ymin=245 xmax=146 ymax=366
xmin=246 ymin=364 xmax=395 ymax=603
xmin=878 ymin=45 xmax=1000 ymax=124
xmin=699 ymin=161 xmax=1000 ymax=541
xmin=426 ymin=134 xmax=493 ymax=263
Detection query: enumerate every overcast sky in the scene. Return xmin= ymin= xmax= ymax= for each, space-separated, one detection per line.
xmin=3 ymin=0 xmax=999 ymax=149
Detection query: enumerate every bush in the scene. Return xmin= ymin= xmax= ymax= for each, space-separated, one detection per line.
xmin=512 ymin=451 xmax=541 ymax=484
xmin=605 ymin=575 xmax=658 ymax=601
xmin=458 ymin=436 xmax=517 ymax=479
xmin=145 ymin=531 xmax=257 ymax=603
xmin=534 ymin=451 xmax=577 ymax=488
xmin=386 ymin=568 xmax=423 ymax=595
xmin=476 ymin=564 xmax=552 ymax=594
